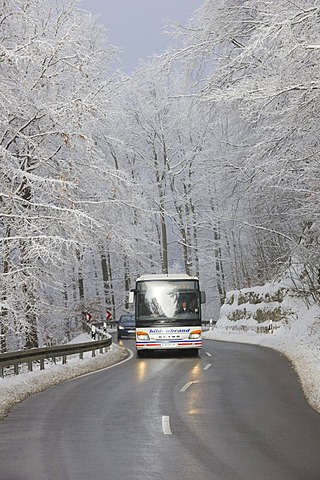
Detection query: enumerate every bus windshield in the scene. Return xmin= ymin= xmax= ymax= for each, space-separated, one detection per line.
xmin=136 ymin=280 xmax=200 ymax=327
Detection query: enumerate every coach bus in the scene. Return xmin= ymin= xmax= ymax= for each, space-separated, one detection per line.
xmin=129 ymin=273 xmax=206 ymax=356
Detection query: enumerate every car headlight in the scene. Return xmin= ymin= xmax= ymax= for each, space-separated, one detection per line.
xmin=118 ymin=325 xmax=124 ymax=330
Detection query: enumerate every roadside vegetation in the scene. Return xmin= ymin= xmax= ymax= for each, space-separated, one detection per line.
xmin=1 ymin=0 xmax=319 ymax=351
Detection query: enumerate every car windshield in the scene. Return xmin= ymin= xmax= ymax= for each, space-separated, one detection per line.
xmin=119 ymin=315 xmax=134 ymax=325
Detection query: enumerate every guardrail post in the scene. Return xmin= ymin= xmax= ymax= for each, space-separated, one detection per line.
xmin=14 ymin=363 xmax=19 ymax=375
xmin=40 ymin=359 xmax=45 ymax=370
xmin=79 ymin=352 xmax=83 ymax=360
xmin=28 ymin=360 xmax=33 ymax=372
xmin=62 ymin=355 xmax=67 ymax=364
xmin=92 ymin=349 xmax=96 ymax=357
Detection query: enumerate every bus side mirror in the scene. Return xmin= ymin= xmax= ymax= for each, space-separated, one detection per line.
xmin=200 ymin=291 xmax=206 ymax=304
xmin=129 ymin=290 xmax=135 ymax=304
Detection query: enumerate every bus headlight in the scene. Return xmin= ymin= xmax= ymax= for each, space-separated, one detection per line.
xmin=137 ymin=331 xmax=150 ymax=340
xmin=189 ymin=329 xmax=201 ymax=339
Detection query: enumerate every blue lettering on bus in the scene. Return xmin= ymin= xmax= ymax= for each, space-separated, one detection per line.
xmin=149 ymin=328 xmax=191 ymax=334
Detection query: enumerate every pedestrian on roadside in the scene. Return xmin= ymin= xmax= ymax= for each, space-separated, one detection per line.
xmin=91 ymin=324 xmax=96 ymax=340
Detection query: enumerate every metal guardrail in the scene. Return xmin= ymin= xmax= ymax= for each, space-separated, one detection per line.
xmin=0 ymin=335 xmax=112 ymax=378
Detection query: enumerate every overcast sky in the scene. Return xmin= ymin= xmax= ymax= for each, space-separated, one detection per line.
xmin=78 ymin=0 xmax=203 ymax=72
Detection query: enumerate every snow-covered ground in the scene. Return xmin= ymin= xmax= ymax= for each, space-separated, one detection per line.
xmin=203 ymin=289 xmax=320 ymax=415
xmin=0 ymin=332 xmax=130 ymax=420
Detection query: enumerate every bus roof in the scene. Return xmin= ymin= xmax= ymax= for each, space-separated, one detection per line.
xmin=136 ymin=273 xmax=199 ymax=282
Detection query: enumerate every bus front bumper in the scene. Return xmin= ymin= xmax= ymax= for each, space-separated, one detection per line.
xmin=136 ymin=339 xmax=202 ymax=350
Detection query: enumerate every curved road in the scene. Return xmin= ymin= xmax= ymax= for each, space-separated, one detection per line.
xmin=0 ymin=339 xmax=320 ymax=480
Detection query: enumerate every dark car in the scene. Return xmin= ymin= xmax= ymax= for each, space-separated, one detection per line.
xmin=117 ymin=314 xmax=135 ymax=340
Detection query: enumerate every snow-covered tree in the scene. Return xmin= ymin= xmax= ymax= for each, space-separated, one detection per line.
xmin=0 ymin=0 xmax=127 ymax=349
xmin=166 ymin=0 xmax=320 ymax=300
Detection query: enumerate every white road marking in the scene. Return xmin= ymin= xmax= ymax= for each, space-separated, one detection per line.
xmin=180 ymin=381 xmax=193 ymax=392
xmin=203 ymin=363 xmax=212 ymax=370
xmin=68 ymin=348 xmax=134 ymax=381
xmin=205 ymin=352 xmax=212 ymax=357
xmin=162 ymin=416 xmax=172 ymax=435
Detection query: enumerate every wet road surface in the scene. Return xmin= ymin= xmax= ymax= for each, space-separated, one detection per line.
xmin=0 ymin=339 xmax=319 ymax=480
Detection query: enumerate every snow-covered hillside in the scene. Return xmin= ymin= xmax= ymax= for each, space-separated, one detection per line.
xmin=203 ymin=280 xmax=320 ymax=414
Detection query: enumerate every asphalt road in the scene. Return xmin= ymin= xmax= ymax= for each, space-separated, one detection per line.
xmin=0 ymin=338 xmax=320 ymax=480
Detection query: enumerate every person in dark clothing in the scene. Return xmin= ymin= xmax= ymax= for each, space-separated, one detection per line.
xmin=177 ymin=300 xmax=193 ymax=313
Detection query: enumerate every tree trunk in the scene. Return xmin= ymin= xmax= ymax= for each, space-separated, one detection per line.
xmin=101 ymin=248 xmax=111 ymax=309
xmin=214 ymin=223 xmax=226 ymax=305
xmin=23 ymin=284 xmax=38 ymax=349
xmin=160 ymin=207 xmax=168 ymax=274
xmin=0 ymin=224 xmax=10 ymax=353
xmin=123 ymin=254 xmax=131 ymax=311
xmin=76 ymin=248 xmax=84 ymax=301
